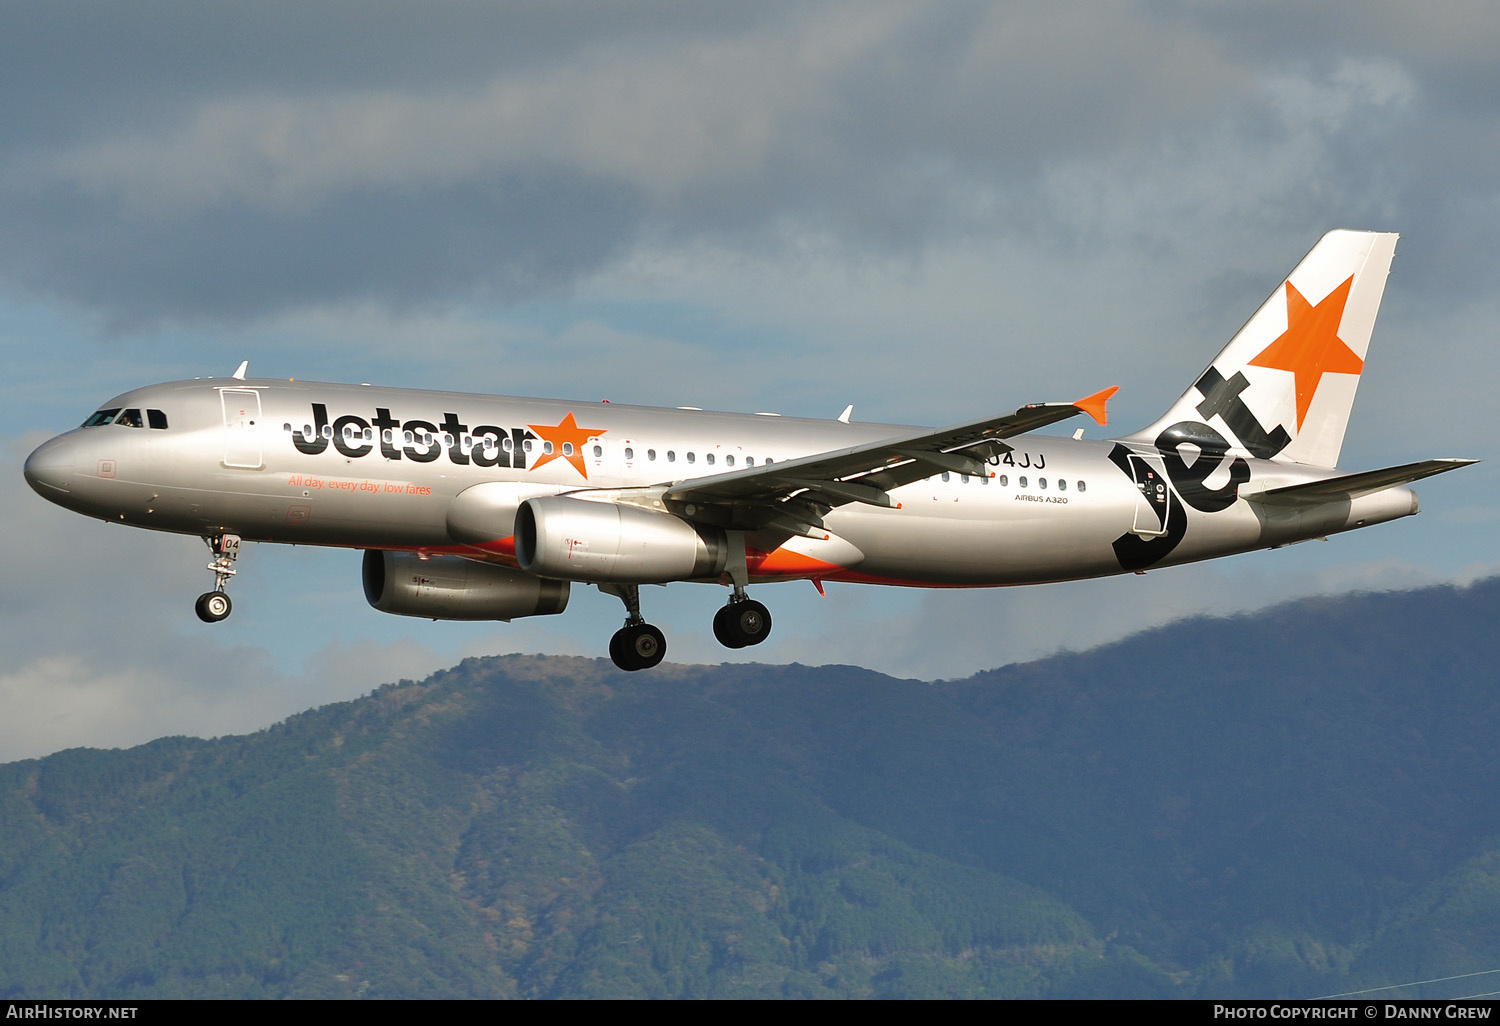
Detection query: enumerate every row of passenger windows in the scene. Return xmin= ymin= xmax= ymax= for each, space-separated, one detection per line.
xmin=82 ymin=408 xmax=169 ymax=429
xmin=940 ymin=471 xmax=1086 ymax=492
xmin=623 ymin=447 xmax=768 ymax=467
xmin=284 ymin=423 xmax=780 ymax=466
xmin=281 ymin=421 xmax=1089 ymax=489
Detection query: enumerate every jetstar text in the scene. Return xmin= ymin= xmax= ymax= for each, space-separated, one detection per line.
xmin=290 ymin=404 xmax=540 ymax=469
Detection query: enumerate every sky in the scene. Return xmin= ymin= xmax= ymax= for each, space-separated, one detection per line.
xmin=3 ymin=1 xmax=1498 ymax=762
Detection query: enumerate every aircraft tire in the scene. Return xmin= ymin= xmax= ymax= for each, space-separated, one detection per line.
xmin=714 ymin=600 xmax=772 ymax=648
xmin=195 ymin=591 xmax=232 ymax=623
xmin=731 ymin=600 xmax=772 ymax=647
xmin=611 ymin=624 xmax=666 ymax=671
xmin=713 ymin=605 xmax=748 ymax=649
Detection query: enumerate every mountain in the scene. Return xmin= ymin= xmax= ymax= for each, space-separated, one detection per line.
xmin=4 ymin=579 xmax=1500 ymax=998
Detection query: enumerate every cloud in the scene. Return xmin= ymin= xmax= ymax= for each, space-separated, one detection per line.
xmin=0 ymin=2 xmax=1262 ymax=321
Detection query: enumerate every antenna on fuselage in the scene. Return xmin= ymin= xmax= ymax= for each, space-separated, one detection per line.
xmin=837 ymin=404 xmax=853 ymax=424
xmin=232 ymin=361 xmax=249 ymax=380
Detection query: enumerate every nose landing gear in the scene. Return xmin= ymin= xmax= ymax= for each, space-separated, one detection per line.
xmin=195 ymin=533 xmax=240 ymax=623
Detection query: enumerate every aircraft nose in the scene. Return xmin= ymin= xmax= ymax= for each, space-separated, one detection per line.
xmin=24 ymin=437 xmax=74 ymax=496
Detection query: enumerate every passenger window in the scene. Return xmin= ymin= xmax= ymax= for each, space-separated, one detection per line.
xmin=382 ymin=429 xmax=393 ymax=445
xmin=1038 ymin=478 xmax=1047 ymax=489
xmin=1077 ymin=481 xmax=1087 ymax=493
xmin=981 ymin=474 xmax=989 ymax=485
xmin=117 ymin=408 xmax=143 ymax=428
xmin=961 ymin=474 xmax=970 ymax=484
xmin=726 ymin=455 xmax=735 ymax=467
xmin=321 ymin=424 xmax=333 ymax=439
xmin=706 ymin=453 xmax=715 ymax=465
xmin=404 ymin=431 xmax=414 ymax=445
xmin=625 ymin=446 xmax=634 ymax=459
xmin=941 ymin=472 xmax=950 ymax=482
xmin=667 ymin=451 xmax=676 ymax=462
xmin=1058 ymin=479 xmax=1067 ymax=491
xmin=648 ymin=449 xmax=657 ymax=461
xmin=1019 ymin=476 xmax=1028 ymax=488
xmin=503 ymin=437 xmax=513 ymax=452
xmin=562 ymin=442 xmax=573 ymax=456
xmin=999 ymin=475 xmax=1008 ymax=486
xmin=147 ymin=409 xmax=168 ymax=429
xmin=82 ymin=409 xmax=121 ymax=427
xmin=523 ymin=439 xmax=534 ymax=452
xmin=745 ymin=457 xmax=754 ymax=467
xmin=593 ymin=444 xmax=602 ymax=457
xmin=686 ymin=452 xmax=695 ymax=464
xmin=543 ymin=441 xmax=553 ymax=454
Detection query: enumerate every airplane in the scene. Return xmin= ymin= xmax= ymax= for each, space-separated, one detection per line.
xmin=23 ymin=230 xmax=1475 ymax=671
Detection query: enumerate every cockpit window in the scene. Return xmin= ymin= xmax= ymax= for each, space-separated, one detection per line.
xmin=82 ymin=408 xmax=121 ymax=427
xmin=147 ymin=409 xmax=168 ymax=429
xmin=117 ymin=408 xmax=144 ymax=428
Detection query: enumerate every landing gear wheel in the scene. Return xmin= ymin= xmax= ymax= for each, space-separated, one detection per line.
xmin=713 ymin=600 xmax=772 ymax=649
xmin=610 ymin=624 xmax=667 ymax=671
xmin=713 ymin=604 xmax=746 ymax=649
xmin=195 ymin=591 xmax=232 ymax=623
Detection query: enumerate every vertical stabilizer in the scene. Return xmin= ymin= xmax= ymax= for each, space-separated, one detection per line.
xmin=1128 ymin=230 xmax=1398 ymax=468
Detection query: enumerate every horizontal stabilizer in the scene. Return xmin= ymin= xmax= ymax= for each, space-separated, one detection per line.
xmin=1245 ymin=458 xmax=1477 ymax=507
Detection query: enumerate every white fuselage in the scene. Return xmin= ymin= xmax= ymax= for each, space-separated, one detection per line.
xmin=24 ymin=377 xmax=1418 ymax=590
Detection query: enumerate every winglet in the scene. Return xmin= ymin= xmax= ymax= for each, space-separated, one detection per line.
xmin=1073 ymin=385 xmax=1118 ymax=426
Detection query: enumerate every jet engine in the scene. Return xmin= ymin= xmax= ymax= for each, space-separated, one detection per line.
xmin=362 ymin=550 xmax=569 ymax=620
xmin=515 ymin=496 xmax=729 ymax=583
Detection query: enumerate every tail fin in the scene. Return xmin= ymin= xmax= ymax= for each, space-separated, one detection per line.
xmin=1129 ymin=229 xmax=1398 ymax=468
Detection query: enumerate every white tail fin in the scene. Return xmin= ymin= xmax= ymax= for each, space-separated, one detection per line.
xmin=1129 ymin=230 xmax=1398 ymax=468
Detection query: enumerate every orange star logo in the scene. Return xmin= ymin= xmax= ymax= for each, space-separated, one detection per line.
xmin=1247 ymin=275 xmax=1363 ymax=431
xmin=527 ymin=412 xmax=606 ymax=479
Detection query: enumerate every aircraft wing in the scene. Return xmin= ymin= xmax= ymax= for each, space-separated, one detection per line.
xmin=658 ymin=387 xmax=1117 ymax=534
xmin=1244 ymin=458 xmax=1478 ymax=507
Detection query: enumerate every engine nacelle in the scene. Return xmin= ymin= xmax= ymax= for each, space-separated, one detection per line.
xmin=515 ymin=496 xmax=729 ymax=584
xmin=362 ymin=550 xmax=569 ymax=621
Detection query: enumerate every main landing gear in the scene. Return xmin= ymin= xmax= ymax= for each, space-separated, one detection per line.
xmin=603 ymin=584 xmax=666 ymax=672
xmin=601 ymin=584 xmax=775 ymax=672
xmin=712 ymin=597 xmax=772 ymax=649
xmin=195 ymin=533 xmax=240 ymax=623
xmin=714 ymin=536 xmax=772 ymax=649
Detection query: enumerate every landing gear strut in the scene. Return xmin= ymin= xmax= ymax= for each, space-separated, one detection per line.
xmin=711 ymin=531 xmax=773 ymax=649
xmin=195 ymin=533 xmax=240 ymax=623
xmin=602 ymin=583 xmax=666 ymax=671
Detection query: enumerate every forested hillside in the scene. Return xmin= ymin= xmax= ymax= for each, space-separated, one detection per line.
xmin=4 ymin=579 xmax=1500 ymax=998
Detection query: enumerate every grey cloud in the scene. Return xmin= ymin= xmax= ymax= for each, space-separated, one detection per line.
xmin=0 ymin=1 xmax=1494 ymax=338
xmin=1 ymin=173 xmax=646 ymax=322
xmin=0 ymin=2 xmax=1271 ymax=322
